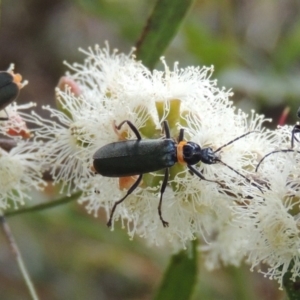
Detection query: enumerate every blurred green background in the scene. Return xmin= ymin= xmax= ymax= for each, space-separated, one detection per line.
xmin=1 ymin=0 xmax=299 ymax=298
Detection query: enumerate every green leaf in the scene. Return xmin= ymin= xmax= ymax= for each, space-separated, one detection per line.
xmin=274 ymin=20 xmax=300 ymax=70
xmin=74 ymin=0 xmax=148 ymax=40
xmin=136 ymin=0 xmax=195 ymax=69
xmin=184 ymin=23 xmax=238 ymax=70
xmin=5 ymin=191 xmax=82 ymax=218
xmin=153 ymin=240 xmax=198 ymax=300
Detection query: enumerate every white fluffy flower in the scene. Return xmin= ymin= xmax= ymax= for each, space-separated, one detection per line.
xmin=15 ymin=43 xmax=300 ymax=288
xmin=32 ymin=44 xmax=153 ymax=196
xmin=0 ymin=102 xmax=35 ymax=139
xmin=233 ymin=130 xmax=300 ymax=287
xmin=0 ymin=141 xmax=46 ymax=209
xmin=33 ymin=44 xmax=274 ymax=251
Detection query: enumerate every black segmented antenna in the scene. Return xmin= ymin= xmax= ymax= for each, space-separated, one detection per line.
xmin=256 ymin=107 xmax=300 ymax=172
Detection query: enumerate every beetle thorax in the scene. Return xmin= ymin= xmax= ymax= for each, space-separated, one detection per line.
xmin=182 ymin=142 xmax=220 ymax=165
xmin=182 ymin=142 xmax=202 ymax=165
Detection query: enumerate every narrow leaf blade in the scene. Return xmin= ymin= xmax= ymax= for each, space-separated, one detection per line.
xmin=136 ymin=0 xmax=195 ymax=69
xmin=154 ymin=240 xmax=198 ymax=300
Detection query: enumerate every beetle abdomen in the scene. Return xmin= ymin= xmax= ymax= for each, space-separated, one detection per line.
xmin=93 ymin=139 xmax=177 ymax=177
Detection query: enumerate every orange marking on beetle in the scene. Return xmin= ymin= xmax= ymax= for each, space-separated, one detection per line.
xmin=91 ymin=165 xmax=97 ymax=173
xmin=6 ymin=66 xmax=28 ymax=89
xmin=12 ymin=73 xmax=22 ymax=87
xmin=177 ymin=141 xmax=187 ymax=165
xmin=119 ymin=175 xmax=142 ymax=190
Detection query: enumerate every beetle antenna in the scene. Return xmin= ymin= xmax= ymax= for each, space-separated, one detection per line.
xmin=256 ymin=122 xmax=300 ymax=172
xmin=214 ymin=131 xmax=259 ymax=154
xmin=255 ymin=149 xmax=300 ymax=172
xmin=217 ymin=159 xmax=264 ymax=193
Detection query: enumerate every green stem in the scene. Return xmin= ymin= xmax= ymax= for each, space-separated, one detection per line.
xmin=153 ymin=240 xmax=198 ymax=300
xmin=5 ymin=191 xmax=82 ymax=218
xmin=283 ymin=260 xmax=300 ymax=300
xmin=0 ymin=210 xmax=39 ymax=300
xmin=226 ymin=265 xmax=256 ymax=300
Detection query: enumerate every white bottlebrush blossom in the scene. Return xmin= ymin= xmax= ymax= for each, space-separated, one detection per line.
xmin=232 ymin=126 xmax=300 ymax=288
xmin=32 ymin=44 xmax=272 ymax=250
xmin=0 ymin=64 xmax=31 ymax=138
xmin=32 ymin=44 xmax=154 ymax=196
xmin=21 ymin=43 xmax=300 ymax=288
xmin=0 ymin=141 xmax=47 ymax=209
xmin=0 ymin=66 xmax=46 ymax=209
xmin=31 ymin=91 xmax=97 ymax=196
xmin=201 ymin=219 xmax=250 ymax=270
xmin=0 ymin=102 xmax=36 ymax=138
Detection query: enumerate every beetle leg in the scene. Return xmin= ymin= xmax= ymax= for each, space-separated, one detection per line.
xmin=115 ymin=120 xmax=142 ymax=140
xmin=291 ymin=124 xmax=300 ymax=148
xmin=107 ymin=174 xmax=143 ymax=227
xmin=112 ymin=120 xmax=125 ymax=140
xmin=187 ymin=165 xmax=224 ymax=188
xmin=178 ymin=129 xmax=184 ymax=142
xmin=158 ymin=168 xmax=169 ymax=227
xmin=163 ymin=120 xmax=171 ymax=139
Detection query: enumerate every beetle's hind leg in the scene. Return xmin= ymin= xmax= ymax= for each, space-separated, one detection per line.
xmin=107 ymin=174 xmax=143 ymax=227
xmin=115 ymin=120 xmax=142 ymax=140
xmin=158 ymin=168 xmax=170 ymax=227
